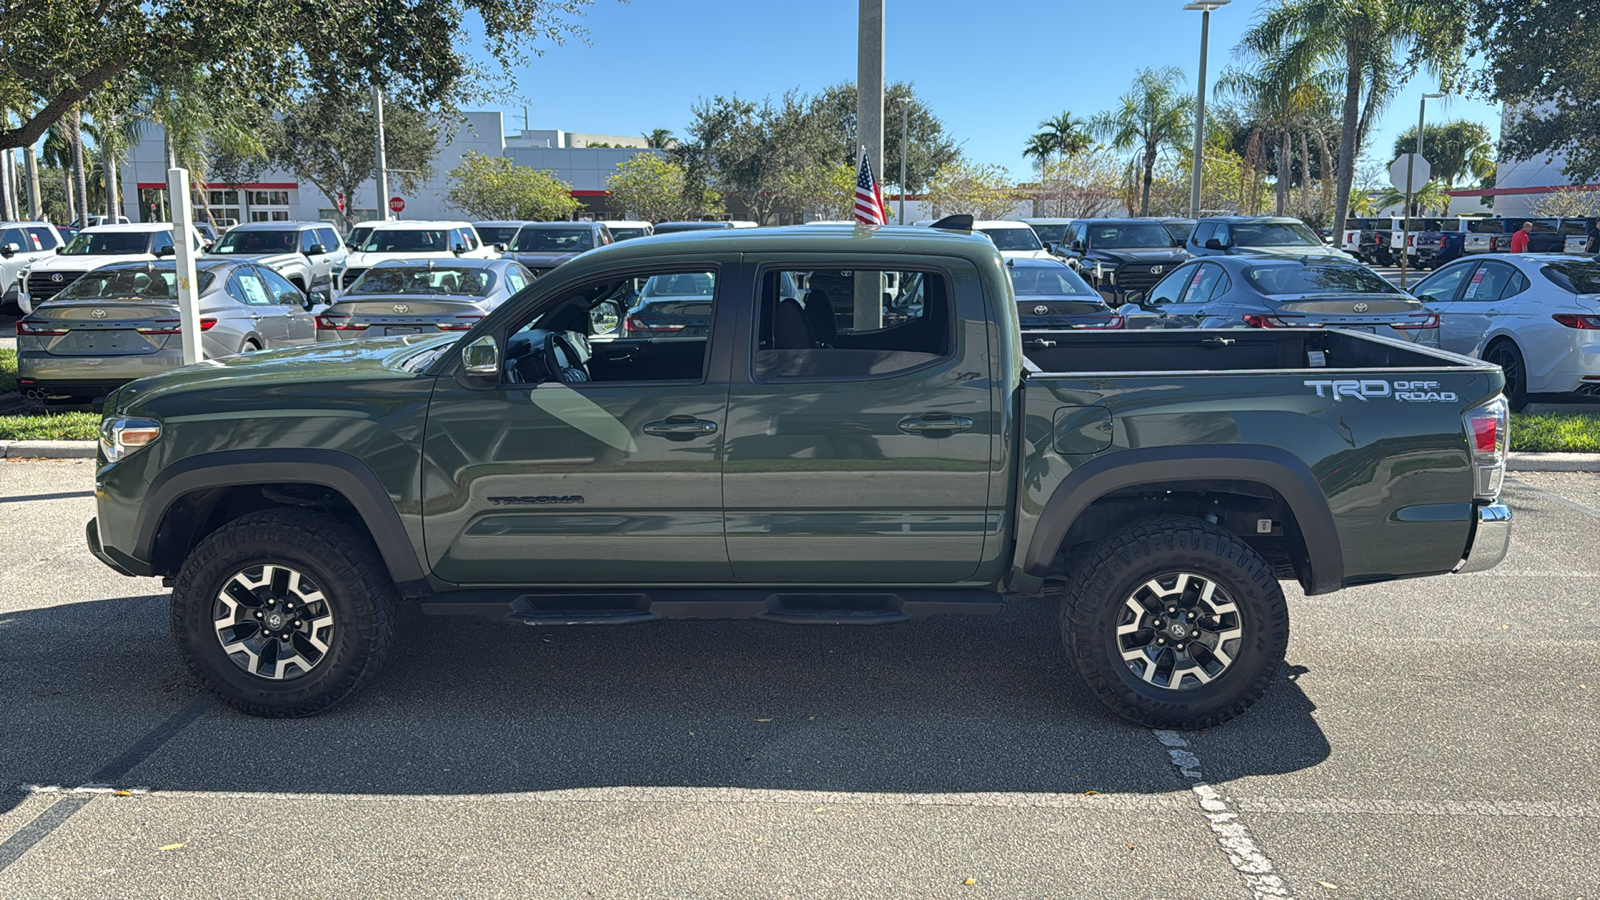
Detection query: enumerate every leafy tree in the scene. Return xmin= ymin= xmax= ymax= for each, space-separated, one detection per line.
xmin=778 ymin=162 xmax=857 ymax=222
xmin=923 ymin=160 xmax=1019 ymax=220
xmin=447 ymin=151 xmax=579 ymax=221
xmin=1092 ymin=67 xmax=1194 ymax=216
xmin=1029 ymin=150 xmax=1125 ymax=218
xmin=1389 ymin=120 xmax=1494 ymax=188
xmin=642 ymin=128 xmax=675 ymax=149
xmin=1215 ymin=65 xmax=1340 ymax=215
xmin=253 ymin=92 xmax=439 ymax=231
xmin=807 ymin=81 xmax=959 ymax=192
xmin=1238 ymin=0 xmax=1465 ymax=242
xmin=605 ymin=152 xmax=721 ymax=223
xmin=1463 ymin=2 xmax=1599 ymax=185
xmin=1376 ymin=178 xmax=1452 ymax=216
xmin=1023 ymin=112 xmax=1093 ymax=170
xmin=674 ymin=92 xmax=825 ymax=225
xmin=1530 ymin=187 xmax=1600 ymax=219
xmin=0 ymin=0 xmax=593 ymax=152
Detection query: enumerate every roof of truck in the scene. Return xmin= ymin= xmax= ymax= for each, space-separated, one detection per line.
xmin=599 ymin=224 xmax=995 ymax=258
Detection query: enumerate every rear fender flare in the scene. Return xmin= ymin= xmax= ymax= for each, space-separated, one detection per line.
xmin=135 ymin=448 xmax=424 ymax=584
xmin=1025 ymin=445 xmax=1343 ymax=595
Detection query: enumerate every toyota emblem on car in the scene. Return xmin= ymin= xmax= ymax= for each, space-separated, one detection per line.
xmin=51 ymin=273 xmax=63 ymax=282
xmin=1034 ymin=305 xmax=1050 ymax=315
xmin=1353 ymin=302 xmax=1369 ymax=312
xmin=1149 ymin=265 xmax=1163 ymax=274
xmin=90 ymin=308 xmax=108 ymax=319
xmin=392 ymin=304 xmax=409 ymax=314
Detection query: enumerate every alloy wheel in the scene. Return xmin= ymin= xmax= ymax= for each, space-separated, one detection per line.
xmin=213 ymin=564 xmax=336 ymax=680
xmin=1114 ymin=572 xmax=1244 ymax=690
xmin=1489 ymin=346 xmax=1521 ymax=399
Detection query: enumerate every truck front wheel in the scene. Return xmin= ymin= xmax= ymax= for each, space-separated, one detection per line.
xmin=169 ymin=508 xmax=397 ymax=717
xmin=1061 ymin=516 xmax=1289 ymax=729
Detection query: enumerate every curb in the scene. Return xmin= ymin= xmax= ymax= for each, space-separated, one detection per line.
xmin=1507 ymin=452 xmax=1600 ymax=473
xmin=0 ymin=440 xmax=97 ymax=459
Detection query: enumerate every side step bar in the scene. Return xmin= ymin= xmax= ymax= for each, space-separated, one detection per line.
xmin=419 ymin=589 xmax=1004 ymax=626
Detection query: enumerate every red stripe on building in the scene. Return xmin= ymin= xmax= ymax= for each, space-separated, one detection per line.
xmin=1445 ymin=183 xmax=1600 ymax=198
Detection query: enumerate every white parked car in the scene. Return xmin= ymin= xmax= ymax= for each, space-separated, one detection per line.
xmin=1411 ymin=253 xmax=1600 ymax=410
xmin=1 ymin=221 xmax=67 ymax=310
xmin=333 ymin=220 xmax=493 ymax=293
xmin=17 ymin=222 xmax=203 ymax=313
xmin=971 ymin=220 xmax=1055 ymax=261
xmin=598 ymin=220 xmax=654 ymax=241
xmin=1019 ymin=217 xmax=1075 ymax=251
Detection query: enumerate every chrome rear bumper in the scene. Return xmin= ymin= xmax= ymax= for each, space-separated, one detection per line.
xmin=1455 ymin=502 xmax=1511 ymax=574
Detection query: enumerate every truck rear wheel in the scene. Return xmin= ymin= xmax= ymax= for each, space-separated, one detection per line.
xmin=1060 ymin=516 xmax=1288 ymax=729
xmin=170 ymin=508 xmax=397 ymax=717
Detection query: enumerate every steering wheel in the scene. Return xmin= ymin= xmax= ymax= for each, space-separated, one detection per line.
xmin=543 ymin=332 xmax=590 ymax=384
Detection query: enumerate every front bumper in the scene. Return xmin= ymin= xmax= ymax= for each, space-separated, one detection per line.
xmin=1455 ymin=502 xmax=1511 ymax=574
xmin=86 ymin=517 xmax=145 ymax=577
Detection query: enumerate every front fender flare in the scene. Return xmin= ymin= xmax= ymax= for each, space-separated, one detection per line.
xmin=1024 ymin=445 xmax=1344 ymax=595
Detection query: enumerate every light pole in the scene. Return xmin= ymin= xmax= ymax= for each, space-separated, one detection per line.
xmin=1184 ymin=0 xmax=1229 ymax=219
xmin=1400 ymin=92 xmax=1445 ymax=289
xmin=899 ymin=98 xmax=908 ymax=225
xmin=373 ymin=85 xmax=390 ymax=222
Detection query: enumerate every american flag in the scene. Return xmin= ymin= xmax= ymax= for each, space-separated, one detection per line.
xmin=854 ymin=147 xmax=888 ymax=227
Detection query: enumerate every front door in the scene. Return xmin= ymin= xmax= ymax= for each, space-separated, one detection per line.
xmin=721 ymin=259 xmax=997 ymax=584
xmin=227 ymin=267 xmax=293 ymax=347
xmin=421 ymin=261 xmax=738 ymax=585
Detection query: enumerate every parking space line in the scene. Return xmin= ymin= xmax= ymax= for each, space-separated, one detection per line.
xmin=1507 ymin=478 xmax=1600 ymax=520
xmin=1154 ymin=729 xmax=1293 ymax=900
xmin=0 ymin=695 xmax=213 ymax=875
xmin=1235 ymin=797 xmax=1600 ymax=818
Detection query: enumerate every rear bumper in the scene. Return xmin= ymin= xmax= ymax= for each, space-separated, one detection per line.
xmin=1455 ymin=502 xmax=1511 ymax=574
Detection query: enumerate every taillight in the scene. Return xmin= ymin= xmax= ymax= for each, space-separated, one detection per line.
xmin=437 ymin=315 xmax=483 ymax=332
xmin=1464 ymin=396 xmax=1508 ymax=501
xmin=316 ymin=315 xmax=368 ymax=331
xmin=1242 ymin=314 xmax=1302 ymax=328
xmin=1391 ymin=314 xmax=1440 ymax=331
xmin=624 ymin=316 xmax=683 ymax=334
xmin=1552 ymin=314 xmax=1600 ymax=330
xmin=16 ymin=319 xmax=67 ymax=336
xmin=134 ymin=318 xmax=215 ymax=334
xmin=1077 ymin=314 xmax=1124 ymax=329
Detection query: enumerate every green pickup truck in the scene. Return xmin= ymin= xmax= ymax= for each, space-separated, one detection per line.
xmin=86 ymin=225 xmax=1512 ymax=728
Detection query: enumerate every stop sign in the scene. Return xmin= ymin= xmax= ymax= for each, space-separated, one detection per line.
xmin=389 ymin=196 xmax=405 ymax=213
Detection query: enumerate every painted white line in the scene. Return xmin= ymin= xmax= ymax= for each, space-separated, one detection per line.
xmin=1507 ymin=478 xmax=1600 ymax=520
xmin=1154 ymin=729 xmax=1293 ymax=900
xmin=1236 ymin=797 xmax=1600 ymax=819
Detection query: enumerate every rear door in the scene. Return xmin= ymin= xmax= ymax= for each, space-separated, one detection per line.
xmin=720 ymin=257 xmax=997 ymax=584
xmin=1415 ymin=261 xmax=1488 ymax=355
xmin=255 ymin=265 xmax=318 ymax=341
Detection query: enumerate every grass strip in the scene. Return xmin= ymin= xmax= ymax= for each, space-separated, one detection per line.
xmin=1510 ymin=411 xmax=1600 ymax=453
xmin=0 ymin=411 xmax=99 ymax=442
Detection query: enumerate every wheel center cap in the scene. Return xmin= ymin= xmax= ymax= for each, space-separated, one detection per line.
xmin=265 ymin=612 xmax=286 ymax=630
xmin=1167 ymin=621 xmax=1189 ymax=640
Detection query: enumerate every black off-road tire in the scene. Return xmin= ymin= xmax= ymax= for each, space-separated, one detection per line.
xmin=1061 ymin=516 xmax=1289 ymax=729
xmin=170 ymin=508 xmax=397 ymax=717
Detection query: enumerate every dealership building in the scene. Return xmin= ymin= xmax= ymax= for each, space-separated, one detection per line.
xmin=118 ymin=112 xmax=661 ymax=228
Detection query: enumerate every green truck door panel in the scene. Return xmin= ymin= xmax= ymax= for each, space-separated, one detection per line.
xmin=722 ymin=260 xmax=997 ymax=584
xmin=421 ymin=378 xmax=732 ymax=585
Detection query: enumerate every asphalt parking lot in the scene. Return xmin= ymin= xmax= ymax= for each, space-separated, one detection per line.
xmin=1 ymin=459 xmax=1597 ymax=898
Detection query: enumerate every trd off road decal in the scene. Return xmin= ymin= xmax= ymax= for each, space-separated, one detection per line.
xmin=1304 ymin=379 xmax=1459 ymax=402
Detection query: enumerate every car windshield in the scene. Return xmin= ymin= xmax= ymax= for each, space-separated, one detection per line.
xmin=513 ymin=228 xmax=594 ymax=252
xmin=211 ymin=230 xmax=297 ymax=254
xmin=474 ymin=226 xmax=522 ymax=245
xmin=60 ymin=231 xmax=152 ymax=255
xmin=1009 ymin=265 xmax=1097 ymax=297
xmin=54 ymin=268 xmax=215 ymax=301
xmin=1541 ymin=260 xmax=1600 ymax=294
xmin=1162 ymin=221 xmax=1195 ymax=243
xmin=610 ymin=227 xmax=649 ymax=241
xmin=1230 ymin=221 xmax=1321 ymax=247
xmin=1088 ymin=223 xmax=1175 ymax=249
xmin=349 ymin=266 xmax=496 ymax=296
xmin=1028 ymin=224 xmax=1071 ymax=244
xmin=360 ymin=229 xmax=449 ymax=252
xmin=346 ymin=226 xmax=374 ymax=249
xmin=978 ymin=227 xmax=1043 ymax=252
xmin=1245 ymin=264 xmax=1396 ymax=295
xmin=639 ymin=272 xmax=715 ymax=300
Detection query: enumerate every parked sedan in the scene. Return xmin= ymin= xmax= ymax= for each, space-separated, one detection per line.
xmin=621 ymin=272 xmax=716 ymax=337
xmin=15 ymin=260 xmax=318 ymax=400
xmin=315 ymin=258 xmax=534 ymax=341
xmin=1122 ymin=256 xmax=1440 ymax=345
xmin=1008 ymin=259 xmax=1122 ymax=330
xmin=1411 ymin=253 xmax=1600 ymax=409
xmin=504 ymin=221 xmax=611 ymax=278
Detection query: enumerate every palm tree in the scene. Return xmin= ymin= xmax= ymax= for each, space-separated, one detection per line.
xmin=642 ymin=128 xmax=674 ymax=149
xmin=1091 ymin=67 xmax=1193 ymax=216
xmin=134 ymin=69 xmax=267 ymax=227
xmin=1238 ymin=0 xmax=1464 ymax=241
xmin=1215 ymin=66 xmax=1339 ymax=216
xmin=1377 ymin=178 xmax=1451 ymax=216
xmin=1022 ymin=133 xmax=1057 ymax=171
xmin=1390 ymin=120 xmax=1494 ymax=188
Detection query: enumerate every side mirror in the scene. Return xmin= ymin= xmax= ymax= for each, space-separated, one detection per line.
xmin=494 ymin=243 xmax=507 ymax=253
xmin=1043 ymin=242 xmax=1058 ymax=254
xmin=55 ymin=246 xmax=65 ymax=254
xmin=1070 ymin=240 xmax=1084 ymax=252
xmin=0 ymin=243 xmax=16 ymax=258
xmin=306 ymin=243 xmax=326 ymax=256
xmin=156 ymin=246 xmax=175 ymax=257
xmin=461 ymin=335 xmax=500 ymax=376
xmin=453 ymin=243 xmax=467 ymax=256
xmin=1204 ymin=238 xmax=1225 ymax=251
xmin=1123 ymin=291 xmax=1147 ymax=307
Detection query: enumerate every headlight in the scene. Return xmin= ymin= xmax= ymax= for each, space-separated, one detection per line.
xmin=100 ymin=416 xmax=161 ymax=463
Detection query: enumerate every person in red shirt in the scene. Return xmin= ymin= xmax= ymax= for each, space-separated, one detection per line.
xmin=1510 ymin=221 xmax=1533 ymax=253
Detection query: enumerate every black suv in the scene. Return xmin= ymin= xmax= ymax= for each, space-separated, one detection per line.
xmin=1055 ymin=218 xmax=1190 ymax=306
xmin=1186 ymin=216 xmax=1352 ymax=261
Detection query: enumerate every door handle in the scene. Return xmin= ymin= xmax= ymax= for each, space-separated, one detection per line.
xmin=897 ymin=413 xmax=974 ymax=435
xmin=642 ymin=415 xmax=717 ymax=439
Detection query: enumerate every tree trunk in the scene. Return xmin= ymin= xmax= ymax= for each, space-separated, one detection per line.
xmin=1331 ymin=46 xmax=1363 ymax=253
xmin=24 ymin=146 xmax=42 ymax=219
xmin=1140 ymin=143 xmax=1156 ymax=216
xmin=70 ymin=107 xmax=89 ymax=225
xmin=63 ymin=166 xmax=75 ymax=222
xmin=1315 ymin=128 xmax=1334 ymax=221
xmin=1 ymin=149 xmax=15 ymax=220
xmin=1275 ymin=125 xmax=1289 ymax=215
xmin=1299 ymin=129 xmax=1312 ymax=216
xmin=103 ymin=140 xmax=120 ymax=219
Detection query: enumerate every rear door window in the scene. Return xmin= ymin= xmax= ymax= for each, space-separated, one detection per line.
xmin=753 ymin=266 xmax=950 ymax=380
xmin=1178 ymin=263 xmax=1229 ymax=304
xmin=1413 ymin=263 xmax=1474 ymax=305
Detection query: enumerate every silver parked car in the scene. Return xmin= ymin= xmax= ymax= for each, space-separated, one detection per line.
xmin=315 ymin=258 xmax=534 ymax=341
xmin=15 ymin=259 xmax=319 ymax=400
xmin=1410 ymin=253 xmax=1600 ymax=409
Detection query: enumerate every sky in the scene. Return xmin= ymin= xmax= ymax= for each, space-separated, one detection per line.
xmin=478 ymin=0 xmax=1501 ymax=183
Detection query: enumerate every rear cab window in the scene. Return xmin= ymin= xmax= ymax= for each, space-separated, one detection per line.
xmin=753 ymin=265 xmax=952 ymax=380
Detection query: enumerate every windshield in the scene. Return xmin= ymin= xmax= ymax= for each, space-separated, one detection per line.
xmin=55 ymin=267 xmax=215 ymax=301
xmin=1245 ymin=264 xmax=1396 ymax=295
xmin=1028 ymin=224 xmax=1071 ymax=244
xmin=1230 ymin=221 xmax=1321 ymax=247
xmin=1541 ymin=261 xmax=1600 ymax=294
xmin=639 ymin=272 xmax=715 ymax=301
xmin=211 ymin=230 xmax=297 ymax=254
xmin=1162 ymin=221 xmax=1195 ymax=243
xmin=1087 ymin=223 xmax=1175 ymax=249
xmin=978 ymin=227 xmax=1043 ymax=252
xmin=610 ymin=227 xmax=649 ymax=241
xmin=513 ymin=228 xmax=593 ymax=252
xmin=360 ymin=229 xmax=448 ymax=252
xmin=1009 ymin=265 xmax=1097 ymax=297
xmin=349 ymin=266 xmax=497 ymax=296
xmin=61 ymin=231 xmax=152 ymax=255
xmin=474 ymin=226 xmax=522 ymax=245
xmin=346 ymin=226 xmax=373 ymax=249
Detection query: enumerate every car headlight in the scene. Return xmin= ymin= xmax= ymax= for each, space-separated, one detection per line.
xmin=100 ymin=416 xmax=161 ymax=463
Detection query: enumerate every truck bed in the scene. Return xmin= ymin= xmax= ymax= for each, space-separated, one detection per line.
xmin=1020 ymin=328 xmax=1468 ymax=374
